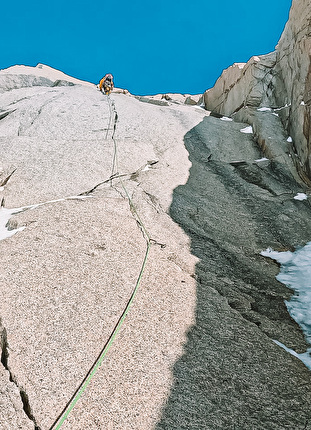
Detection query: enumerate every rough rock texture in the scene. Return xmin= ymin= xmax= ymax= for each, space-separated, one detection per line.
xmin=135 ymin=93 xmax=203 ymax=106
xmin=0 ymin=64 xmax=311 ymax=430
xmin=204 ymin=0 xmax=311 ymax=183
xmin=0 ymin=320 xmax=34 ymax=429
xmin=0 ymin=64 xmax=94 ymax=91
xmin=204 ymin=53 xmax=277 ymax=116
xmin=157 ymin=116 xmax=311 ymax=430
xmin=274 ymin=0 xmax=311 ymax=178
xmin=0 ymin=73 xmax=204 ymax=429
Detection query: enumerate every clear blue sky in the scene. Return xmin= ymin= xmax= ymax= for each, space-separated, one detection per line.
xmin=1 ymin=0 xmax=292 ymax=95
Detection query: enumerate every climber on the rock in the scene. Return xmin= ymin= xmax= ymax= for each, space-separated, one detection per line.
xmin=99 ymin=73 xmax=114 ymax=95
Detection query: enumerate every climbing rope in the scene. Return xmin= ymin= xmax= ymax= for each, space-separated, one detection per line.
xmin=49 ymin=92 xmax=152 ymax=429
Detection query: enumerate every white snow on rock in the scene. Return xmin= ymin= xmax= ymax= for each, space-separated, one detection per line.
xmin=294 ymin=193 xmax=308 ymax=201
xmin=257 ymin=107 xmax=272 ymax=112
xmin=0 ymin=196 xmax=88 ymax=242
xmin=240 ymin=126 xmax=253 ymax=134
xmin=261 ymin=248 xmax=293 ymax=264
xmin=274 ymin=340 xmax=311 ymax=370
xmin=0 ymin=207 xmax=25 ymax=241
xmin=261 ymin=243 xmax=311 ymax=368
xmin=220 ymin=116 xmax=233 ymax=121
xmin=255 ymin=157 xmax=269 ymax=162
xmin=274 ymin=103 xmax=291 ymax=111
xmin=287 ymin=136 xmax=293 ymax=142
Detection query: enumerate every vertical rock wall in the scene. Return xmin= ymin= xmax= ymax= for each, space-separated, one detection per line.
xmin=204 ymin=0 xmax=311 ymax=183
xmin=274 ymin=0 xmax=311 ymax=177
xmin=204 ymin=53 xmax=277 ymax=116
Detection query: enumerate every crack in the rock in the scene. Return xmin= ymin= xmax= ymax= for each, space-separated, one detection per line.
xmin=0 ymin=168 xmax=16 ymax=187
xmin=79 ymin=160 xmax=159 ymax=197
xmin=17 ymin=93 xmax=64 ymax=136
xmin=143 ymin=189 xmax=164 ymax=214
xmin=20 ymin=390 xmax=41 ymax=430
xmin=0 ymin=319 xmax=41 ymax=429
xmin=209 ymin=55 xmax=277 ymax=114
xmin=230 ymin=162 xmax=278 ymax=195
xmin=1 ymin=325 xmax=9 ymax=369
xmin=8 ymin=96 xmax=35 ymax=106
xmin=0 ymin=110 xmax=15 ymax=121
xmin=78 ymin=172 xmax=127 ymax=196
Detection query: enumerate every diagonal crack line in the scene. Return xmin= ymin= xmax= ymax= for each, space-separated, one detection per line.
xmin=79 ymin=161 xmax=158 ymax=196
xmin=30 ymin=93 xmax=64 ymax=128
xmin=78 ymin=172 xmax=128 ymax=196
xmin=18 ymin=93 xmax=65 ymax=136
xmin=0 ymin=319 xmax=41 ymax=430
xmin=0 ymin=168 xmax=17 ymax=187
xmin=0 ymin=110 xmax=16 ymax=121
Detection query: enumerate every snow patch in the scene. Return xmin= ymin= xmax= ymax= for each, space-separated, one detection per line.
xmin=0 ymin=195 xmax=89 ymax=242
xmin=294 ymin=193 xmax=308 ymax=201
xmin=301 ymin=101 xmax=305 ymax=106
xmin=287 ymin=136 xmax=292 ymax=143
xmin=274 ymin=103 xmax=291 ymax=111
xmin=274 ymin=340 xmax=311 ymax=370
xmin=261 ymin=243 xmax=311 ymax=369
xmin=0 ymin=207 xmax=25 ymax=241
xmin=220 ymin=116 xmax=233 ymax=122
xmin=254 ymin=157 xmax=269 ymax=162
xmin=240 ymin=126 xmax=253 ymax=134
xmin=257 ymin=107 xmax=272 ymax=112
xmin=261 ymin=248 xmax=293 ymax=264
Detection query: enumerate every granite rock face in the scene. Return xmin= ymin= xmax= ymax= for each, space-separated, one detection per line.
xmin=0 ymin=70 xmax=205 ymax=429
xmin=204 ymin=53 xmax=277 ymax=116
xmin=0 ymin=74 xmax=55 ymax=92
xmin=0 ymin=63 xmax=311 ymax=430
xmin=135 ymin=92 xmax=203 ymax=106
xmin=204 ymin=0 xmax=311 ymax=183
xmin=0 ymin=64 xmax=94 ymax=92
xmin=275 ymin=0 xmax=311 ymax=178
xmin=0 ymin=320 xmax=34 ymax=429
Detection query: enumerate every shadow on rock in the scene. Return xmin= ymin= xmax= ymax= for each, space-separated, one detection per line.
xmin=156 ymin=116 xmax=311 ymax=430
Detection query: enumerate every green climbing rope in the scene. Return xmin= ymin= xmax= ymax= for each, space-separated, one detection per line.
xmin=49 ymin=92 xmax=152 ymax=429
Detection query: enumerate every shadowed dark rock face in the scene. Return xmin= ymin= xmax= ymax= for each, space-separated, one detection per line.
xmin=156 ymin=116 xmax=311 ymax=429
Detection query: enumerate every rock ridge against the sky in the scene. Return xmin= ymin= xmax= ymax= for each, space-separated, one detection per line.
xmin=204 ymin=0 xmax=311 ymax=185
xmin=1 ymin=0 xmax=311 ymax=429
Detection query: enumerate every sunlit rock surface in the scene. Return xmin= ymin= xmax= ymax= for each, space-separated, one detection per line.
xmin=204 ymin=0 xmax=311 ymax=184
xmin=0 ymin=61 xmax=311 ymax=429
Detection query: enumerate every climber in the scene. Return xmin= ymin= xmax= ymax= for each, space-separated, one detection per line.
xmin=99 ymin=73 xmax=114 ymax=95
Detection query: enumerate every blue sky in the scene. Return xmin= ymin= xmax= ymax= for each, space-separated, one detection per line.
xmin=1 ymin=0 xmax=292 ymax=95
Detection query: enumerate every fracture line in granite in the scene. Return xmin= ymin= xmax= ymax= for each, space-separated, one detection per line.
xmin=0 ymin=320 xmax=41 ymax=429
